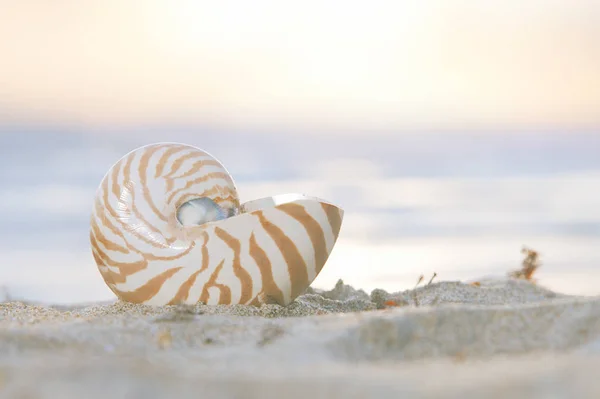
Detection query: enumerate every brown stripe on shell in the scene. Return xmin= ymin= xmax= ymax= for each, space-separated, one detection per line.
xmin=104 ymin=156 xmax=158 ymax=247
xmin=91 ymin=245 xmax=124 ymax=286
xmin=155 ymin=145 xmax=188 ymax=178
xmin=248 ymin=295 xmax=262 ymax=306
xmin=171 ymin=159 xmax=225 ymax=180
xmin=90 ymin=218 xmax=129 ymax=254
xmin=166 ymin=232 xmax=210 ymax=305
xmin=248 ymin=232 xmax=285 ymax=305
xmin=277 ymin=203 xmax=328 ymax=274
xmin=199 ymin=184 xmax=238 ymax=199
xmin=247 ymin=291 xmax=280 ymax=306
xmin=199 ymin=260 xmax=232 ymax=305
xmin=167 ymin=269 xmax=202 ymax=305
xmin=122 ymin=152 xmax=176 ymax=246
xmin=321 ymin=203 xmax=343 ymax=237
xmin=90 ymin=232 xmax=148 ymax=275
xmin=114 ymin=267 xmax=183 ymax=303
xmin=142 ymin=241 xmax=196 ymax=261
xmin=164 ymin=150 xmax=211 ymax=192
xmin=94 ymin=196 xmax=133 ymax=250
xmin=99 ymin=175 xmax=196 ymax=261
xmin=102 ymin=182 xmax=169 ymax=251
xmin=214 ymin=227 xmax=253 ymax=304
xmin=109 ymin=154 xmax=127 ymax=215
xmin=139 ymin=145 xmax=169 ymax=222
xmin=93 ymin=254 xmax=126 ymax=285
xmin=256 ymin=211 xmax=309 ymax=300
xmin=103 ymin=153 xmax=183 ymax=251
xmin=209 ymin=184 xmax=241 ymax=208
xmin=211 ymin=196 xmax=238 ymax=208
xmin=175 ymin=193 xmax=238 ymax=210
xmin=92 ymin=199 xmax=142 ymax=286
xmin=163 ymin=149 xmax=209 ymax=179
xmin=201 ymin=231 xmax=210 ymax=271
xmin=174 ymin=185 xmax=238 ymax=209
xmin=166 ymin=172 xmax=232 ymax=204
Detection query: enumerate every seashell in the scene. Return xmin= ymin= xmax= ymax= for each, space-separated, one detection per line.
xmin=90 ymin=143 xmax=344 ymax=306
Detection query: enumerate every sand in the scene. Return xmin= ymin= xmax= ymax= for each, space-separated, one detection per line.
xmin=1 ymin=278 xmax=600 ymax=398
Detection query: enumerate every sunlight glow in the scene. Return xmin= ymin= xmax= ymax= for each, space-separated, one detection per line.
xmin=0 ymin=0 xmax=598 ymax=130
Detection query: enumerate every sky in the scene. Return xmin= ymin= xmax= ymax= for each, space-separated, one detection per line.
xmin=1 ymin=0 xmax=599 ymax=130
xmin=0 ymin=1 xmax=599 ymax=303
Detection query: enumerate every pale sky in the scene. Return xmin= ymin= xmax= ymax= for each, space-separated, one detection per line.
xmin=1 ymin=0 xmax=599 ymax=131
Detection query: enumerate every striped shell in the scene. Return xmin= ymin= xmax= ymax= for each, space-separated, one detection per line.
xmin=90 ymin=143 xmax=344 ymax=306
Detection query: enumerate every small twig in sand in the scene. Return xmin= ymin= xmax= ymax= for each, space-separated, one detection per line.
xmin=427 ymin=272 xmax=437 ymax=285
xmin=414 ymin=275 xmax=424 ymax=289
xmin=509 ymin=246 xmax=541 ymax=282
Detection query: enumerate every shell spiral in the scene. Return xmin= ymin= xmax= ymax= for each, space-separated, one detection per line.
xmin=91 ymin=143 xmax=344 ymax=306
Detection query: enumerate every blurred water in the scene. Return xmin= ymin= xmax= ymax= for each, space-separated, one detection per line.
xmin=1 ymin=129 xmax=599 ymax=303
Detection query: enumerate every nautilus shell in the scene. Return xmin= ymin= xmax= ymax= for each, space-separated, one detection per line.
xmin=90 ymin=143 xmax=344 ymax=306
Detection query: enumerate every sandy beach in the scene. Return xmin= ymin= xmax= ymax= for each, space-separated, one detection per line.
xmin=1 ymin=278 xmax=600 ymax=398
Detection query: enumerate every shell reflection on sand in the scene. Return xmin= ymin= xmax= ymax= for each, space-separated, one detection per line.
xmin=90 ymin=143 xmax=344 ymax=306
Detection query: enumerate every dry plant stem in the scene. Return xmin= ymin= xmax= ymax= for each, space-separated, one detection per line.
xmin=415 ymin=275 xmax=424 ymax=289
xmin=510 ymin=246 xmax=541 ymax=282
xmin=427 ymin=272 xmax=437 ymax=285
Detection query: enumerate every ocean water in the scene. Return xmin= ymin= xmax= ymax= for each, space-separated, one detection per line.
xmin=1 ymin=129 xmax=599 ymax=303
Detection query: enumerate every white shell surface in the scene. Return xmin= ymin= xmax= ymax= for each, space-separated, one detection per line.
xmin=90 ymin=143 xmax=344 ymax=306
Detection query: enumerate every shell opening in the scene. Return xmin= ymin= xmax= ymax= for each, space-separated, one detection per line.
xmin=176 ymin=197 xmax=234 ymax=227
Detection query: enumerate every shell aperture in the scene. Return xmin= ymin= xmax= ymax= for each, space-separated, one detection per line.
xmin=176 ymin=197 xmax=231 ymax=226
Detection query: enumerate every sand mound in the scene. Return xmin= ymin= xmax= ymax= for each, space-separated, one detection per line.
xmin=1 ymin=279 xmax=599 ymax=398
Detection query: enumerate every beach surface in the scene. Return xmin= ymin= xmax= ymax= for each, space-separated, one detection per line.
xmin=1 ymin=278 xmax=600 ymax=398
